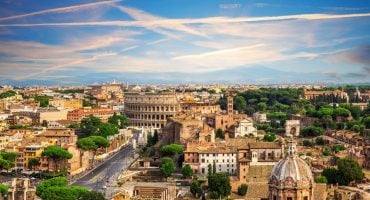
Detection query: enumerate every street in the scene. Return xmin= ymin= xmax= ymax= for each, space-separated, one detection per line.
xmin=72 ymin=144 xmax=137 ymax=198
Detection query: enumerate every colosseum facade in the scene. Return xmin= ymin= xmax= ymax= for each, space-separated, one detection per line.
xmin=124 ymin=92 xmax=180 ymax=128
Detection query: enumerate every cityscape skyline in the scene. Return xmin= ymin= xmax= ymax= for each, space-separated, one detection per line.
xmin=0 ymin=0 xmax=370 ymax=85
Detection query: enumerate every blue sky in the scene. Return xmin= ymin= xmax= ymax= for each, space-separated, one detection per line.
xmin=0 ymin=0 xmax=369 ymax=85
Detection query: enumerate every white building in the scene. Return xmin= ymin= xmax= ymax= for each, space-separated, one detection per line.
xmin=234 ymin=119 xmax=257 ymax=137
xmin=198 ymin=148 xmax=237 ymax=175
xmin=253 ymin=112 xmax=267 ymax=123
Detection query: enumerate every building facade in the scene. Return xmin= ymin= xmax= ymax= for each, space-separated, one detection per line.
xmin=67 ymin=107 xmax=115 ymax=122
xmin=124 ymin=92 xmax=180 ymax=128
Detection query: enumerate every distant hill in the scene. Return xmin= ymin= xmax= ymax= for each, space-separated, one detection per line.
xmin=0 ymin=66 xmax=368 ymax=86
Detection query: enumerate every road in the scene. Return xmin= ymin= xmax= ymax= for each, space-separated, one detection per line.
xmin=72 ymin=144 xmax=136 ymax=197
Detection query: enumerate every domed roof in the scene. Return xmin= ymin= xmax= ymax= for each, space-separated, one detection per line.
xmin=269 ymin=139 xmax=313 ymax=188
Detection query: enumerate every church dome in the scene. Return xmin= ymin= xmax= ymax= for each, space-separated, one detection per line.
xmin=269 ymin=139 xmax=313 ymax=188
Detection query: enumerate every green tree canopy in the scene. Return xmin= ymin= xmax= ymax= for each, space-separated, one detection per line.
xmin=159 ymin=157 xmax=175 ymax=178
xmin=190 ymin=181 xmax=202 ymax=198
xmin=263 ymin=133 xmax=276 ymax=142
xmin=34 ymin=95 xmax=53 ymax=107
xmin=257 ymin=102 xmax=267 ymax=112
xmin=160 ymin=144 xmax=184 ymax=156
xmin=333 ymin=108 xmax=351 ymax=118
xmin=36 ymin=177 xmax=89 ymax=200
xmin=337 ymin=158 xmax=363 ymax=185
xmin=237 ymin=184 xmax=248 ymax=196
xmin=0 ymin=183 xmax=8 ymax=197
xmin=0 ymin=152 xmax=17 ymax=162
xmin=315 ymin=176 xmax=328 ymax=184
xmin=216 ymin=128 xmax=224 ymax=139
xmin=322 ymin=158 xmax=364 ymax=185
xmin=208 ymin=172 xmax=231 ymax=198
xmin=300 ymin=126 xmax=324 ymax=137
xmin=97 ymin=123 xmax=118 ymax=138
xmin=28 ymin=158 xmax=41 ymax=170
xmin=108 ymin=113 xmax=131 ymax=129
xmin=78 ymin=191 xmax=106 ymax=200
xmin=234 ymin=96 xmax=247 ymax=113
xmin=42 ymin=146 xmax=72 ymax=172
xmin=182 ymin=164 xmax=193 ymax=178
xmin=80 ymin=115 xmax=102 ymax=135
xmin=0 ymin=90 xmax=16 ymax=99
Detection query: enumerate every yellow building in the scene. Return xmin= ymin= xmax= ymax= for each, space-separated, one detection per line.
xmin=23 ymin=145 xmax=45 ymax=169
xmin=49 ymin=99 xmax=83 ymax=109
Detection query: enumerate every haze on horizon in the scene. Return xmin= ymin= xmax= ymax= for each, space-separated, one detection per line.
xmin=0 ymin=0 xmax=369 ymax=85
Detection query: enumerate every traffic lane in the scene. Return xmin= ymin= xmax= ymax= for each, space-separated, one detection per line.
xmin=73 ymin=145 xmax=133 ymax=187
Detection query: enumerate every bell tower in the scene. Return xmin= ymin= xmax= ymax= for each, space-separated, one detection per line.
xmin=227 ymin=93 xmax=233 ymax=119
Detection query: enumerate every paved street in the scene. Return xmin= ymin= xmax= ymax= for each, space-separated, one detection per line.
xmin=72 ymin=144 xmax=136 ymax=197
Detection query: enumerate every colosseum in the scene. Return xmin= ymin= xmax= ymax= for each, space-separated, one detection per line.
xmin=124 ymin=92 xmax=180 ymax=128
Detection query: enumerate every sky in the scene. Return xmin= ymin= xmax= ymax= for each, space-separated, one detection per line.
xmin=0 ymin=0 xmax=369 ymax=85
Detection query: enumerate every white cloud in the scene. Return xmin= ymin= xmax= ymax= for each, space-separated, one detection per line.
xmin=0 ymin=0 xmax=121 ymax=22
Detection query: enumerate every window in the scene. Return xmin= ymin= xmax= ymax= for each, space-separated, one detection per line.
xmin=287 ymin=197 xmax=292 ymax=200
xmin=202 ymin=168 xmax=205 ymax=174
xmin=273 ymin=196 xmax=277 ymax=200
xmin=303 ymin=197 xmax=308 ymax=200
xmin=201 ymin=159 xmax=205 ymax=163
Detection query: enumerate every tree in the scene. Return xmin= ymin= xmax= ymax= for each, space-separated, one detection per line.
xmin=315 ymin=137 xmax=325 ymax=145
xmin=0 ymin=152 xmax=17 ymax=162
xmin=108 ymin=113 xmax=131 ymax=129
xmin=182 ymin=164 xmax=193 ymax=178
xmin=263 ymin=133 xmax=276 ymax=142
xmin=82 ymin=99 xmax=91 ymax=107
xmin=0 ymin=152 xmax=17 ymax=171
xmin=257 ymin=102 xmax=267 ymax=112
xmin=0 ymin=183 xmax=8 ymax=197
xmin=331 ymin=144 xmax=346 ymax=153
xmin=36 ymin=177 xmax=89 ymax=200
xmin=322 ymin=158 xmax=364 ymax=185
xmin=333 ymin=107 xmax=351 ymax=118
xmin=0 ymin=90 xmax=16 ymax=99
xmin=322 ymin=167 xmax=340 ymax=184
xmin=364 ymin=116 xmax=370 ymax=129
xmin=303 ymin=140 xmax=314 ymax=147
xmin=42 ymin=120 xmax=48 ymax=127
xmin=77 ymin=136 xmax=109 ymax=165
xmin=237 ymin=184 xmax=248 ymax=196
xmin=208 ymin=172 xmax=231 ymax=198
xmin=159 ymin=157 xmax=175 ymax=178
xmin=212 ymin=160 xmax=216 ymax=175
xmin=337 ymin=158 xmax=363 ymax=185
xmin=79 ymin=191 xmax=106 ymax=200
xmin=28 ymin=158 xmax=40 ymax=170
xmin=153 ymin=130 xmax=159 ymax=144
xmin=301 ymin=126 xmax=324 ymax=137
xmin=315 ymin=176 xmax=328 ymax=183
xmin=234 ymin=96 xmax=247 ymax=113
xmin=34 ymin=95 xmax=52 ymax=107
xmin=80 ymin=115 xmax=102 ymax=136
xmin=190 ymin=181 xmax=202 ymax=198
xmin=147 ymin=133 xmax=154 ymax=147
xmin=216 ymin=128 xmax=224 ymax=139
xmin=349 ymin=106 xmax=361 ymax=120
xmin=160 ymin=144 xmax=184 ymax=156
xmin=323 ymin=148 xmax=331 ymax=156
xmin=98 ymin=123 xmax=118 ymax=138
xmin=42 ymin=146 xmax=72 ymax=172
xmin=208 ymin=163 xmax=212 ymax=177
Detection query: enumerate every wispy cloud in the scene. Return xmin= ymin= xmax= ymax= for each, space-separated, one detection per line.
xmin=0 ymin=0 xmax=120 ymax=22
xmin=1 ymin=12 xmax=369 ymax=28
